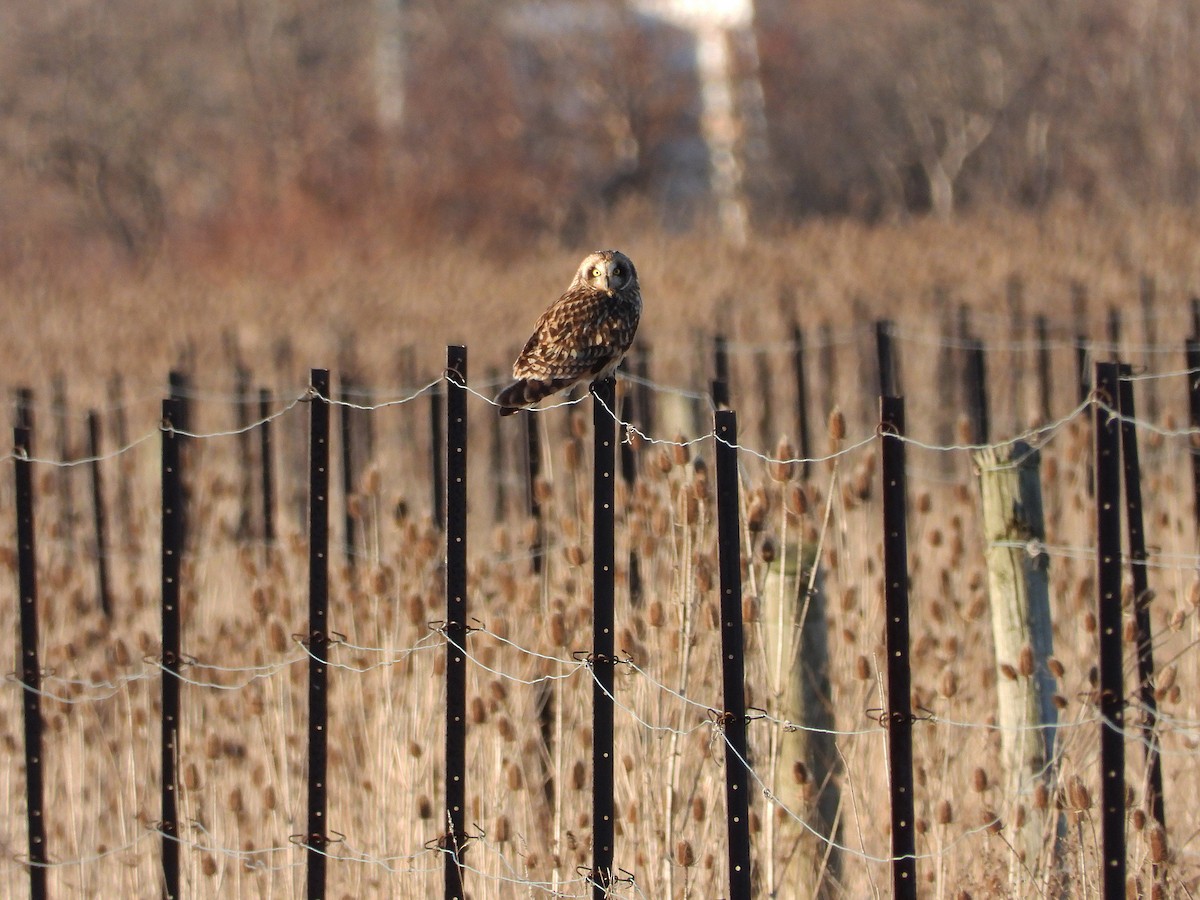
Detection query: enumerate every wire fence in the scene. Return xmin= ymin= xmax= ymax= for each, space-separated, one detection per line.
xmin=5 ymin=308 xmax=1200 ymax=898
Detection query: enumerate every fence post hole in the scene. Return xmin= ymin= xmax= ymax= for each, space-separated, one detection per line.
xmin=880 ymin=395 xmax=917 ymax=898
xmin=875 ymin=319 xmax=898 ymax=397
xmin=1117 ymin=364 xmax=1167 ymax=872
xmin=524 ymin=409 xmax=543 ymax=574
xmin=975 ymin=440 xmax=1059 ymax=888
xmin=15 ymin=423 xmax=47 ymax=900
xmin=790 ymin=323 xmax=812 ymax=479
xmin=591 ymin=376 xmax=618 ymax=897
xmin=87 ymin=410 xmax=113 ymax=619
xmin=340 ymin=375 xmax=357 ymax=571
xmin=1186 ymin=341 xmax=1200 ymax=541
xmin=259 ymin=389 xmax=276 ymax=553
xmin=713 ymin=334 xmax=730 ymax=410
xmin=306 ymin=369 xmax=331 ymax=900
xmin=1035 ymin=315 xmax=1052 ymax=426
xmin=1092 ymin=362 xmax=1127 ymax=898
xmin=160 ymin=398 xmax=184 ymax=900
xmin=444 ymin=347 xmax=469 ymax=898
xmin=714 ymin=409 xmax=753 ymax=899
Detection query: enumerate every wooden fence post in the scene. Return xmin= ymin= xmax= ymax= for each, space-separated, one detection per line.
xmin=761 ymin=540 xmax=840 ymax=894
xmin=444 ymin=347 xmax=469 ymax=898
xmin=1117 ymin=364 xmax=1167 ymax=888
xmin=160 ymin=398 xmax=184 ymax=900
xmin=15 ymin=423 xmax=47 ymax=900
xmin=715 ymin=409 xmax=753 ymax=899
xmin=975 ymin=440 xmax=1059 ymax=887
xmin=306 ymin=369 xmax=331 ymax=900
xmin=880 ymin=395 xmax=917 ymax=899
xmin=591 ymin=376 xmax=618 ymax=897
xmin=87 ymin=411 xmax=112 ymax=619
xmin=1093 ymin=362 xmax=1126 ymax=899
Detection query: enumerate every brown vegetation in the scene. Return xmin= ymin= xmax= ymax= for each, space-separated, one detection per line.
xmin=0 ymin=207 xmax=1199 ymax=895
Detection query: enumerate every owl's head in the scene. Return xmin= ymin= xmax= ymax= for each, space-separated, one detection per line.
xmin=575 ymin=250 xmax=637 ymax=295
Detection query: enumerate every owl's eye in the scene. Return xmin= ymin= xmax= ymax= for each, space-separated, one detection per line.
xmin=612 ymin=267 xmax=622 ymax=277
xmin=592 ymin=267 xmax=603 ymax=278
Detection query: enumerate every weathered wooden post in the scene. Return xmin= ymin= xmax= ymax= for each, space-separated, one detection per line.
xmin=760 ymin=537 xmax=840 ymax=896
xmin=975 ymin=441 xmax=1059 ymax=887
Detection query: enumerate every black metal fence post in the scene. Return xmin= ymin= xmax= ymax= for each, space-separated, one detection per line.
xmin=306 ymin=369 xmax=331 ymax=900
xmin=875 ymin=319 xmax=898 ymax=397
xmin=791 ymin=323 xmax=812 ymax=480
xmin=524 ymin=410 xmax=543 ymax=575
xmin=713 ymin=334 xmax=730 ymax=410
xmin=1093 ymin=362 xmax=1126 ymax=898
xmin=161 ymin=399 xmax=184 ymax=900
xmin=591 ymin=376 xmax=618 ymax=897
xmin=234 ymin=364 xmax=254 ymax=542
xmin=714 ymin=409 xmax=753 ymax=899
xmin=259 ymin=389 xmax=276 ymax=552
xmin=15 ymin=423 xmax=47 ymax=900
xmin=880 ymin=395 xmax=917 ymax=899
xmin=87 ymin=410 xmax=112 ymax=619
xmin=1035 ymin=315 xmax=1052 ymax=425
xmin=964 ymin=337 xmax=989 ymax=445
xmin=1116 ymin=364 xmax=1166 ymax=883
xmin=444 ymin=348 xmax=469 ymax=899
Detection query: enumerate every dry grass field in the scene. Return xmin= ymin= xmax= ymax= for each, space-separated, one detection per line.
xmin=3 ymin=206 xmax=1200 ymax=898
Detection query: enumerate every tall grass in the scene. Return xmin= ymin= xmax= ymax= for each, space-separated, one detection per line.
xmin=2 ymin=208 xmax=1200 ymax=896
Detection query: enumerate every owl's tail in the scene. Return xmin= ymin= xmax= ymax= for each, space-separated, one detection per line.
xmin=495 ymin=378 xmax=572 ymax=416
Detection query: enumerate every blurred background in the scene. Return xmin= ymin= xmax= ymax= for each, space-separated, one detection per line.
xmin=3 ymin=0 xmax=1199 ymax=272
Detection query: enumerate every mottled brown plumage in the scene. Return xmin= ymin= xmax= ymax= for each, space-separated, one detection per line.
xmin=496 ymin=250 xmax=642 ymax=415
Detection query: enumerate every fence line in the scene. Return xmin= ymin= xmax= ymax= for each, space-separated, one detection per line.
xmin=7 ymin=324 xmax=1200 ymax=896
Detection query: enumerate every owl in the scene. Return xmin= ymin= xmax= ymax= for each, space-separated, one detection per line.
xmin=495 ymin=250 xmax=642 ymax=416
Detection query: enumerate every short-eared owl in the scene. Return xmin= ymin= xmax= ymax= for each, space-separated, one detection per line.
xmin=495 ymin=250 xmax=642 ymax=415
